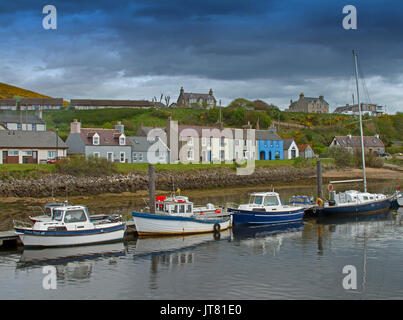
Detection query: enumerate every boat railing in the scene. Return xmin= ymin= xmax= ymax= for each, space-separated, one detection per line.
xmin=13 ymin=220 xmax=34 ymax=229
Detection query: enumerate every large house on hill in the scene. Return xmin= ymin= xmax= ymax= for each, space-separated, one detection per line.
xmin=176 ymin=87 xmax=216 ymax=109
xmin=287 ymin=93 xmax=329 ymax=113
xmin=65 ymin=120 xmax=132 ymax=163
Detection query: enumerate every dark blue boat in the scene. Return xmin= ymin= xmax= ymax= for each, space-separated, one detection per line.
xmin=317 ymin=190 xmax=393 ymax=217
xmin=228 ymin=192 xmax=305 ymax=226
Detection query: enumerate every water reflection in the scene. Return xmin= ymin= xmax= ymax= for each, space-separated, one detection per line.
xmin=16 ymin=242 xmax=126 ymax=282
xmin=231 ymin=222 xmax=304 ymax=256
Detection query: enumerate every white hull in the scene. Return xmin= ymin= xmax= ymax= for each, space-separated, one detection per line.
xmin=132 ymin=214 xmax=231 ymax=236
xmin=17 ymin=228 xmax=125 ymax=247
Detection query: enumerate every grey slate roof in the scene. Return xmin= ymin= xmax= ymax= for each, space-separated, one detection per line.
xmin=0 ymin=130 xmax=67 ymax=148
xmin=128 ymin=136 xmax=168 ymax=152
xmin=283 ymin=138 xmax=295 ymax=150
xmin=333 ymin=136 xmax=384 ymax=148
xmin=255 ymin=129 xmax=281 ymax=141
xmin=0 ymin=113 xmax=45 ymax=124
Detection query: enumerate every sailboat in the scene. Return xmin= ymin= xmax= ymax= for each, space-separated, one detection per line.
xmin=318 ymin=51 xmax=394 ymax=216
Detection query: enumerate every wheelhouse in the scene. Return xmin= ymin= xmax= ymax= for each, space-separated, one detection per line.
xmin=51 ymin=206 xmax=91 ymax=223
xmin=249 ymin=192 xmax=281 ymax=207
xmin=155 ymin=196 xmax=194 ymax=215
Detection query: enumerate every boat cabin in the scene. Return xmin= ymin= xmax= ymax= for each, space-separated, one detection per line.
xmin=248 ymin=192 xmax=281 ymax=207
xmin=44 ymin=202 xmax=73 ymax=218
xmin=51 ymin=205 xmax=91 ymax=223
xmin=155 ymin=196 xmax=194 ymax=217
xmin=332 ymin=190 xmax=386 ymax=205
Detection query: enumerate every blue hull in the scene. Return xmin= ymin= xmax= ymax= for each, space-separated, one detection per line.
xmin=317 ymin=197 xmax=392 ymax=217
xmin=228 ymin=207 xmax=304 ymax=226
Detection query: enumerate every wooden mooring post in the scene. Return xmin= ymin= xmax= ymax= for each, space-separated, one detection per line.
xmin=316 ymin=160 xmax=323 ymax=199
xmin=149 ymin=164 xmax=156 ymax=214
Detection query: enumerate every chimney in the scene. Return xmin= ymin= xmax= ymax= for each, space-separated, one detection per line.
xmin=375 ymin=134 xmax=379 ymax=139
xmin=347 ymin=134 xmax=352 ymax=139
xmin=70 ymin=119 xmax=81 ymax=133
xmin=319 ymin=94 xmax=324 ymax=100
xmin=299 ymin=92 xmax=304 ymax=99
xmin=115 ymin=121 xmax=124 ymax=134
xmin=209 ymin=88 xmax=213 ymax=96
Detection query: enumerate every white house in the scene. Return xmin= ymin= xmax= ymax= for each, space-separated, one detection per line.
xmin=283 ymin=139 xmax=299 ymax=159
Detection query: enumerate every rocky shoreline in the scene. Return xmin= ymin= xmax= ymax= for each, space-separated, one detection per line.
xmin=0 ymin=166 xmax=317 ymax=198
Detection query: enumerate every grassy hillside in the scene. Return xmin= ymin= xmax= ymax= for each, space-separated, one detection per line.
xmin=0 ymin=82 xmax=51 ymax=99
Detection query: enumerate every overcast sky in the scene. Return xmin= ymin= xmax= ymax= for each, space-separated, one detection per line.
xmin=1 ymin=0 xmax=402 ymax=113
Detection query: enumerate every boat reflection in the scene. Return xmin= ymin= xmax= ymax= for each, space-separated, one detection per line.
xmin=231 ymin=222 xmax=304 ymax=256
xmin=16 ymin=242 xmax=126 ymax=281
xmin=134 ymin=229 xmax=231 ymax=258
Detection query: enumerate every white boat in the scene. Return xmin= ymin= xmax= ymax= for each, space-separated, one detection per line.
xmin=132 ymin=195 xmax=231 ymax=236
xmin=14 ymin=204 xmax=126 ymax=247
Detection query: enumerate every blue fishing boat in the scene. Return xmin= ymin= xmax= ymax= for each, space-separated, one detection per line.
xmin=228 ymin=192 xmax=304 ymax=225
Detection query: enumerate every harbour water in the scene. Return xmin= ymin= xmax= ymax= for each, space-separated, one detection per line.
xmin=0 ymin=182 xmax=402 ymax=300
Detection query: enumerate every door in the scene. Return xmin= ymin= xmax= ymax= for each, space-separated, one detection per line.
xmin=2 ymin=151 xmax=7 ymax=164
xmin=259 ymin=151 xmax=265 ymax=160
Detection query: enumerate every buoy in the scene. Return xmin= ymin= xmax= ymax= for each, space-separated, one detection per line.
xmin=316 ymin=198 xmax=324 ymax=207
xmin=215 ymin=209 xmax=221 ymax=214
xmin=213 ymin=223 xmax=220 ymax=232
xmin=327 ymin=184 xmax=334 ymax=192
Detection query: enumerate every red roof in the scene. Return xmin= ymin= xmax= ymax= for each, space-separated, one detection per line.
xmin=79 ymin=128 xmax=129 ymax=146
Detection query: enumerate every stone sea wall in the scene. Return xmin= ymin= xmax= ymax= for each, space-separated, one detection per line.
xmin=0 ymin=166 xmax=317 ymax=198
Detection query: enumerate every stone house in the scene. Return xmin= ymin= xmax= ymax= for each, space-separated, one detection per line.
xmin=65 ymin=120 xmax=132 ymax=163
xmin=0 ymin=130 xmax=67 ymax=164
xmin=329 ymin=135 xmax=385 ymax=154
xmin=176 ymin=87 xmax=216 ymax=109
xmin=288 ymin=93 xmax=329 ymax=113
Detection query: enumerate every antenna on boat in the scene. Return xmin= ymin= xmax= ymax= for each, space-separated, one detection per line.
xmin=353 ymin=50 xmax=367 ymax=193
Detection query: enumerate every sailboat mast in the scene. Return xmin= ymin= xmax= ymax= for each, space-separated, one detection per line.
xmin=353 ymin=50 xmax=367 ymax=193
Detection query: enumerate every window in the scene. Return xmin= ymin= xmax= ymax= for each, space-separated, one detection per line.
xmin=186 ymin=205 xmax=192 ymax=213
xmin=93 ymin=134 xmax=100 ymax=145
xmin=107 ymin=152 xmax=114 ymax=162
xmin=187 ymin=137 xmax=193 ymax=146
xmin=179 ymin=205 xmax=185 ymax=214
xmin=221 ymin=137 xmax=225 ymax=147
xmin=22 ymin=151 xmax=33 ymax=156
xmin=264 ymin=196 xmax=279 ymax=206
xmin=32 ymin=123 xmax=36 ymax=131
xmin=53 ymin=210 xmax=63 ymax=221
xmin=119 ymin=136 xmax=125 ymax=145
xmin=120 ymin=152 xmax=125 ymax=163
xmin=220 ymin=150 xmax=225 ymax=161
xmin=187 ymin=150 xmax=193 ymax=160
xmin=138 ymin=153 xmax=143 ymax=161
xmin=64 ymin=209 xmax=87 ymax=223
xmin=48 ymin=151 xmax=56 ymax=159
xmin=133 ymin=153 xmax=137 ymax=161
xmin=8 ymin=150 xmax=19 ymax=156
xmin=251 ymin=196 xmax=263 ymax=205
xmin=202 ymin=137 xmax=207 ymax=146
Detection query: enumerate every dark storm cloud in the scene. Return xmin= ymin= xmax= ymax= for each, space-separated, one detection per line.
xmin=1 ymin=0 xmax=403 ymax=111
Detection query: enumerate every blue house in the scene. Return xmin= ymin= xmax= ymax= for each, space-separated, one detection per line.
xmin=256 ymin=128 xmax=284 ymax=160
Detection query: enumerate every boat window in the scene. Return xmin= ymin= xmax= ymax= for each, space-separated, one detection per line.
xmin=186 ymin=205 xmax=192 ymax=213
xmin=363 ymin=196 xmax=369 ymax=201
xmin=251 ymin=196 xmax=264 ymax=205
xmin=64 ymin=209 xmax=87 ymax=223
xmin=179 ymin=205 xmax=185 ymax=213
xmin=53 ymin=210 xmax=63 ymax=221
xmin=174 ymin=205 xmax=178 ymax=213
xmin=264 ymin=196 xmax=279 ymax=206
xmin=45 ymin=207 xmax=52 ymax=217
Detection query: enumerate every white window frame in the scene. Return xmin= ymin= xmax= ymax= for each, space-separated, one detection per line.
xmin=93 ymin=152 xmax=100 ymax=158
xmin=119 ymin=134 xmax=126 ymax=146
xmin=93 ymin=133 xmax=100 ymax=145
xmin=120 ymin=152 xmax=125 ymax=163
xmin=107 ymin=152 xmax=114 ymax=162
